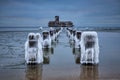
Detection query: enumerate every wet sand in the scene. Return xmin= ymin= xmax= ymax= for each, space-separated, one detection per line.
xmin=0 ymin=30 xmax=120 ymax=80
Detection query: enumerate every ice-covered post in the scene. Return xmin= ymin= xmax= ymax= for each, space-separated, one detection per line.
xmin=25 ymin=33 xmax=43 ymax=64
xmin=80 ymin=31 xmax=99 ymax=64
xmin=42 ymin=31 xmax=52 ymax=48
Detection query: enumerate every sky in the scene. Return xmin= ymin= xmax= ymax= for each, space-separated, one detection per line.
xmin=0 ymin=0 xmax=120 ymax=27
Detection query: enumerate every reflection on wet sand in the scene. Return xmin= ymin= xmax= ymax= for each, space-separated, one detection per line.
xmin=69 ymin=34 xmax=81 ymax=64
xmin=25 ymin=64 xmax=43 ymax=80
xmin=51 ymin=40 xmax=59 ymax=48
xmin=80 ymin=65 xmax=99 ymax=80
xmin=72 ymin=48 xmax=81 ymax=64
xmin=43 ymin=48 xmax=54 ymax=64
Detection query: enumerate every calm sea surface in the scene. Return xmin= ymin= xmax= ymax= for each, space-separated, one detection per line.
xmin=0 ymin=28 xmax=120 ymax=80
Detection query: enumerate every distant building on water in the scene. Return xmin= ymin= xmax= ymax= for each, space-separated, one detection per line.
xmin=48 ymin=16 xmax=73 ymax=27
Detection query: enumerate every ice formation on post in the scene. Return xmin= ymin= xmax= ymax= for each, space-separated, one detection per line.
xmin=74 ymin=31 xmax=82 ymax=48
xmin=42 ymin=31 xmax=52 ymax=48
xmin=80 ymin=31 xmax=99 ymax=64
xmin=25 ymin=33 xmax=43 ymax=64
xmin=49 ymin=28 xmax=56 ymax=42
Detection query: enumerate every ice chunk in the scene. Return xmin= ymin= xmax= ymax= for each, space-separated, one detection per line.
xmin=42 ymin=31 xmax=51 ymax=48
xmin=80 ymin=31 xmax=99 ymax=64
xmin=25 ymin=33 xmax=43 ymax=64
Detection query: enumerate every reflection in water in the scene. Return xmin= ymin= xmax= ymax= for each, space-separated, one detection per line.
xmin=51 ymin=40 xmax=59 ymax=48
xmin=72 ymin=48 xmax=81 ymax=64
xmin=80 ymin=65 xmax=99 ymax=80
xmin=43 ymin=48 xmax=54 ymax=64
xmin=69 ymin=40 xmax=75 ymax=48
xmin=25 ymin=64 xmax=43 ymax=80
xmin=72 ymin=48 xmax=80 ymax=54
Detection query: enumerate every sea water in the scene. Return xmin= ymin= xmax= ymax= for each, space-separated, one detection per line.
xmin=0 ymin=27 xmax=120 ymax=80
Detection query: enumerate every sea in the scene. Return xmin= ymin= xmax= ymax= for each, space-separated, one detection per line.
xmin=0 ymin=26 xmax=120 ymax=80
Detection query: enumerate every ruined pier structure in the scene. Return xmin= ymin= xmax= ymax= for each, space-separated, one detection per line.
xmin=48 ymin=16 xmax=73 ymax=27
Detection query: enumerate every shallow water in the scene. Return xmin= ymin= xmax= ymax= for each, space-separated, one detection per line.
xmin=0 ymin=30 xmax=120 ymax=80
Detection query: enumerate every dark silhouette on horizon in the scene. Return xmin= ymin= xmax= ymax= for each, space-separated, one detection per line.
xmin=48 ymin=16 xmax=73 ymax=27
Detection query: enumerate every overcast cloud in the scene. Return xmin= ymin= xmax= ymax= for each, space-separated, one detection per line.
xmin=0 ymin=0 xmax=120 ymax=27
